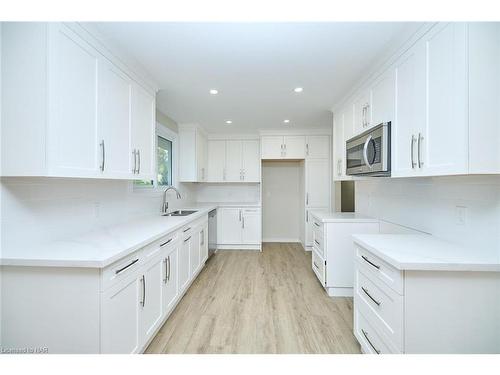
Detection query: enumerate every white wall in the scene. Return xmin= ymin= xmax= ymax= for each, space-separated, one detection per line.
xmin=194 ymin=183 xmax=260 ymax=203
xmin=355 ymin=175 xmax=500 ymax=258
xmin=262 ymin=161 xmax=302 ymax=242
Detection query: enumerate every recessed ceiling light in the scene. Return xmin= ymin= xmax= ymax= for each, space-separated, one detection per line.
xmin=283 ymin=119 xmax=290 ymax=124
xmin=294 ymin=87 xmax=303 ymax=93
xmin=225 ymin=120 xmax=233 ymax=124
xmin=209 ymin=89 xmax=219 ymax=95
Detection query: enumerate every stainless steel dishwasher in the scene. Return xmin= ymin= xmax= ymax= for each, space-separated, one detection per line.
xmin=208 ymin=209 xmax=217 ymax=259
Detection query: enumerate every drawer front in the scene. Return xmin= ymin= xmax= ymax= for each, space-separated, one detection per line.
xmin=355 ymin=267 xmax=403 ymax=351
xmin=312 ymin=222 xmax=325 ymax=257
xmin=143 ymin=232 xmax=179 ymax=260
xmin=355 ymin=245 xmax=403 ymax=294
xmin=355 ymin=308 xmax=396 ymax=354
xmin=312 ymin=248 xmax=326 ymax=286
xmin=102 ymin=249 xmax=143 ymax=291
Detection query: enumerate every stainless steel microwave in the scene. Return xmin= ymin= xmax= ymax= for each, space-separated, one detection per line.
xmin=346 ymin=122 xmax=391 ymax=177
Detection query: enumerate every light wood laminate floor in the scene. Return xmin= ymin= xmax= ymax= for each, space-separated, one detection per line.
xmin=146 ymin=242 xmax=361 ymax=354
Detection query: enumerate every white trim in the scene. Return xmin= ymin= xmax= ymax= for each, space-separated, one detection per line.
xmin=262 ymin=238 xmax=301 ymax=243
xmin=258 ymin=128 xmax=332 ymax=136
xmin=208 ymin=133 xmax=260 ymax=140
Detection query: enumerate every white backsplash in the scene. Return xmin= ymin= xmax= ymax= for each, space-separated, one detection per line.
xmin=0 ymin=178 xmax=196 ymax=253
xmin=193 ymin=183 xmax=260 ymax=203
xmin=355 ymin=175 xmax=500 ymax=257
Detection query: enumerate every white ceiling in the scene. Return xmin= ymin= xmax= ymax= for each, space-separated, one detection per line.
xmin=93 ymin=22 xmax=422 ymax=133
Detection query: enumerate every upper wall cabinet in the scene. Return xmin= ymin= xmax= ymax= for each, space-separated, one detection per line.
xmin=207 ymin=139 xmax=260 ymax=183
xmin=1 ymin=23 xmax=156 ymax=180
xmin=261 ymin=135 xmax=306 ymax=159
xmin=178 ymin=125 xmax=208 ymax=182
xmin=306 ymin=135 xmax=330 ymax=159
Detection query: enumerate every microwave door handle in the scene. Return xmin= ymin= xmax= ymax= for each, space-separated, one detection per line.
xmin=363 ymin=135 xmax=373 ymax=169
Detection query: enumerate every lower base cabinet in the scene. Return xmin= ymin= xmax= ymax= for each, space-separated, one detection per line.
xmin=217 ymin=207 xmax=261 ymax=250
xmin=162 ymin=245 xmax=179 ymax=314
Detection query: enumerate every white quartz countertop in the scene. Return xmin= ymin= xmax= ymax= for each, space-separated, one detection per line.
xmin=0 ymin=204 xmax=218 ymax=269
xmin=352 ymin=234 xmax=500 ymax=272
xmin=309 ymin=210 xmax=379 ymax=223
xmin=196 ymin=201 xmax=261 ymax=207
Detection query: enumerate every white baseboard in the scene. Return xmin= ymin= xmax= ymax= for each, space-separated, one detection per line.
xmin=217 ymin=244 xmax=261 ymax=251
xmin=262 ymin=238 xmax=300 ymax=243
xmin=326 ymin=287 xmax=353 ymax=297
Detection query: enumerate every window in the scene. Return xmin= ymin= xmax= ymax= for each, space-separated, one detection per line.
xmin=134 ymin=124 xmax=177 ymax=189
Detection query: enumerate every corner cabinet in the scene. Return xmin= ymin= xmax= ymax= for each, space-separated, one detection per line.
xmin=1 ymin=22 xmax=156 ymax=180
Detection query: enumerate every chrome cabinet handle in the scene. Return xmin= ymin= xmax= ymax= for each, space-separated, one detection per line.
xmin=365 ymin=103 xmax=370 ymax=127
xmin=418 ymin=133 xmax=424 ymax=168
xmin=361 ymin=329 xmax=380 ymax=354
xmin=183 ymin=227 xmax=191 ymax=233
xmin=137 ymin=149 xmax=141 ymax=174
xmin=361 ymin=255 xmax=381 ymax=270
xmin=184 ymin=236 xmax=191 ymax=242
xmin=306 ymin=193 xmax=309 ymax=205
xmin=160 ymin=238 xmax=173 ymax=247
xmin=337 ymin=159 xmax=342 ymax=176
xmin=362 ymin=287 xmax=381 ymax=306
xmin=140 ymin=275 xmax=146 ymax=307
xmin=239 ymin=210 xmax=242 ymax=221
xmin=163 ymin=258 xmax=168 ymax=283
xmin=410 ymin=135 xmax=416 ymax=169
xmin=313 ymin=261 xmax=319 ymax=269
xmin=363 ymin=135 xmax=373 ymax=169
xmin=314 ymin=239 xmax=320 ymax=245
xmin=306 ymin=143 xmax=309 ymax=156
xmin=100 ymin=140 xmax=105 ymax=172
xmin=242 ymin=217 xmax=245 ymax=229
xmin=115 ymin=258 xmax=139 ymax=275
xmin=306 ymin=211 xmax=309 ymax=223
xmin=314 ymin=222 xmax=320 ymax=227
xmin=132 ymin=149 xmax=137 ymax=173
xmin=362 ymin=106 xmax=366 ymax=127
xmin=167 ymin=256 xmax=170 ymax=282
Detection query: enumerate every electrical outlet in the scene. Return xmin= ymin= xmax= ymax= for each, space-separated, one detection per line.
xmin=456 ymin=206 xmax=467 ymax=225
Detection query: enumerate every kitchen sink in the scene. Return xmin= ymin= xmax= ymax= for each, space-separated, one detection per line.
xmin=162 ymin=210 xmax=197 ymax=217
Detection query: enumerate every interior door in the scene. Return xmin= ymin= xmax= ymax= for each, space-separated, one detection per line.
xmin=207 ymin=140 xmax=226 ymax=182
xmin=306 ymin=159 xmax=330 ymax=208
xmin=242 ymin=210 xmax=261 ymax=244
xmin=225 ymin=140 xmax=243 ymax=182
xmin=98 ymin=60 xmax=132 ymax=178
xmin=101 ymin=275 xmax=140 ymax=354
xmin=131 ymin=82 xmax=155 ymax=180
xmin=218 ymin=208 xmax=242 ymax=244
xmin=161 ymin=246 xmax=179 ymax=316
xmin=139 ymin=255 xmax=164 ymax=346
xmin=283 ymin=136 xmax=306 ymax=159
xmin=242 ymin=140 xmax=260 ymax=182
xmin=48 ymin=24 xmax=100 ymax=177
xmin=178 ymin=235 xmax=191 ymax=292
xmin=261 ymin=136 xmax=283 ymax=159
xmin=306 ymin=135 xmax=330 ymax=159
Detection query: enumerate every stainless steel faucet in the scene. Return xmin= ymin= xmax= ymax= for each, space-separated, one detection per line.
xmin=162 ymin=186 xmax=182 ymax=214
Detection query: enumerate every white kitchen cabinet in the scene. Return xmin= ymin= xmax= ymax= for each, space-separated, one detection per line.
xmin=161 ymin=243 xmax=179 ymax=316
xmin=218 ymin=207 xmax=262 ymax=249
xmin=306 ymin=135 xmax=330 ymax=159
xmin=139 ymin=254 xmax=164 ymax=346
xmin=261 ymin=135 xmax=305 ymax=159
xmin=306 ymin=159 xmax=330 ymax=208
xmin=131 ymin=82 xmax=155 ymax=180
xmin=226 ymin=140 xmax=243 ymax=182
xmin=179 ymin=125 xmax=208 ymax=182
xmin=190 ymin=228 xmax=201 ymax=277
xmin=371 ymin=69 xmax=396 ymax=127
xmin=1 ymin=22 xmax=156 ymax=180
xmin=179 ymin=234 xmax=191 ymax=292
xmin=207 ymin=140 xmax=227 ymax=182
xmin=101 ymin=274 xmax=141 ymax=354
xmin=353 ymin=90 xmax=372 ymax=135
xmin=241 ymin=140 xmax=261 ymax=181
xmin=333 ymin=112 xmax=345 ymax=180
xmin=199 ymin=224 xmax=209 ymax=264
xmin=241 ymin=209 xmax=261 ymax=244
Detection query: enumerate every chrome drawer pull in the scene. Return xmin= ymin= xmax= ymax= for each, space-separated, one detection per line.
xmin=140 ymin=275 xmax=146 ymax=307
xmin=314 ymin=222 xmax=320 ymax=227
xmin=313 ymin=261 xmax=319 ymax=269
xmin=115 ymin=258 xmax=139 ymax=275
xmin=184 ymin=236 xmax=191 ymax=242
xmin=361 ymin=329 xmax=380 ymax=354
xmin=361 ymin=255 xmax=381 ymax=270
xmin=314 ymin=239 xmax=320 ymax=245
xmin=183 ymin=227 xmax=191 ymax=233
xmin=163 ymin=258 xmax=168 ymax=283
xmin=160 ymin=238 xmax=173 ymax=247
xmin=361 ymin=287 xmax=381 ymax=306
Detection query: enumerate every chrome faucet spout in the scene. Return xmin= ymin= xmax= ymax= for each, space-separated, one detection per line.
xmin=162 ymin=186 xmax=182 ymax=214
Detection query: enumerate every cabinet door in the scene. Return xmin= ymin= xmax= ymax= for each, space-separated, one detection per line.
xmin=98 ymin=61 xmax=132 ymax=178
xmin=261 ymin=136 xmax=284 ymax=159
xmin=161 ymin=246 xmax=179 ymax=315
xmin=305 ymin=210 xmax=313 ymax=248
xmin=139 ymin=256 xmax=163 ymax=345
xmin=179 ymin=129 xmax=196 ymax=182
xmin=196 ymin=130 xmax=208 ymax=181
xmin=190 ymin=229 xmax=201 ymax=277
xmin=207 ymin=140 xmax=226 ymax=182
xmin=131 ymin=82 xmax=155 ymax=180
xmin=422 ymin=23 xmax=468 ymax=176
xmin=353 ymin=90 xmax=371 ymax=135
xmin=333 ymin=112 xmax=344 ymax=180
xmin=225 ymin=140 xmax=243 ymax=182
xmin=468 ymin=23 xmax=500 ymax=174
xmin=101 ymin=276 xmax=140 ymax=354
xmin=242 ymin=140 xmax=260 ymax=182
xmin=48 ymin=24 xmax=100 ymax=177
xmin=392 ymin=41 xmax=426 ymax=177
xmin=306 ymin=159 xmax=330 ymax=207
xmin=218 ymin=208 xmax=242 ymax=244
xmin=283 ymin=136 xmax=306 ymax=159
xmin=179 ymin=236 xmax=191 ymax=291
xmin=242 ymin=211 xmax=261 ymax=245
xmin=371 ymin=69 xmax=396 ymax=127
xmin=306 ymin=135 xmax=330 ymax=159
xmin=199 ymin=224 xmax=209 ymax=263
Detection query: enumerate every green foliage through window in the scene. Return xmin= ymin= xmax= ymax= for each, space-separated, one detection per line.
xmin=134 ymin=135 xmax=173 ymax=187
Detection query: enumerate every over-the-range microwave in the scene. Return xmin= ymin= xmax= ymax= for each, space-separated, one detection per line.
xmin=346 ymin=122 xmax=391 ymax=177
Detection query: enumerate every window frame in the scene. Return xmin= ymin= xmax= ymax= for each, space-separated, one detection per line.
xmin=132 ymin=122 xmax=179 ymax=193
